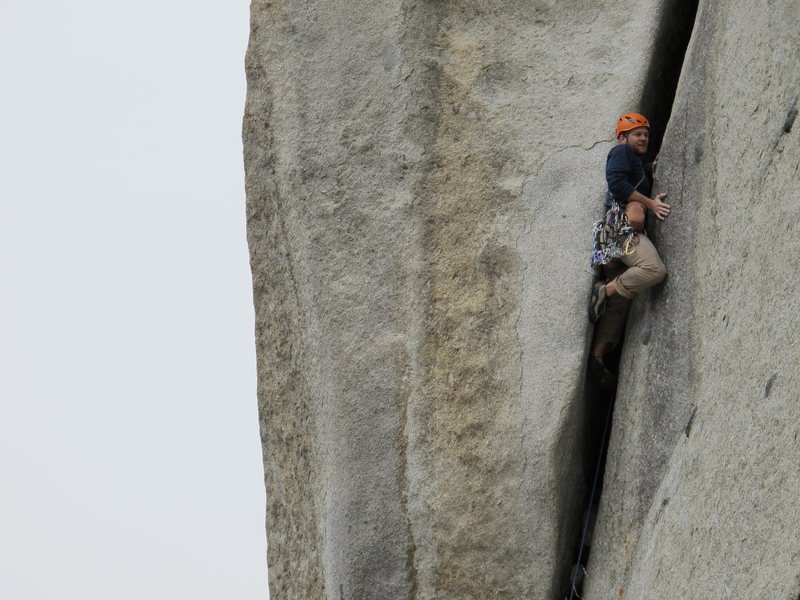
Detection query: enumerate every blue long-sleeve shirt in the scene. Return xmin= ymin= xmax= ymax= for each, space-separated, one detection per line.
xmin=604 ymin=143 xmax=653 ymax=207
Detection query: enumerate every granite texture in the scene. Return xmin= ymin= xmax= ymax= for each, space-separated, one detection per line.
xmin=585 ymin=1 xmax=800 ymax=598
xmin=243 ymin=1 xmax=668 ymax=598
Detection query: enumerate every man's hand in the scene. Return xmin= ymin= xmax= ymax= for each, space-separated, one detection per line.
xmin=651 ymin=192 xmax=670 ymax=220
xmin=628 ymin=189 xmax=671 ymax=221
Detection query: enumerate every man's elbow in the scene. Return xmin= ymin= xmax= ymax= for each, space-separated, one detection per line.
xmin=608 ymin=184 xmax=633 ymax=202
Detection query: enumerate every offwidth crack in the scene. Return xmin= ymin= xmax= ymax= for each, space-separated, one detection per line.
xmin=563 ymin=1 xmax=699 ymax=598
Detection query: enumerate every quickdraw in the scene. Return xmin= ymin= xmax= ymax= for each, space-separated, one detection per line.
xmin=590 ymin=201 xmax=635 ymax=266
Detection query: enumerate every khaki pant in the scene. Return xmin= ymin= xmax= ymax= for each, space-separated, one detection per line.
xmin=593 ymin=233 xmax=666 ymax=355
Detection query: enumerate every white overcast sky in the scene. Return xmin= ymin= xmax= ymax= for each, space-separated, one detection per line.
xmin=1 ymin=1 xmax=268 ymax=598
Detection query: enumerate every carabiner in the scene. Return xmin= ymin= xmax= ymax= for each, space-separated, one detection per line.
xmin=624 ymin=237 xmax=635 ymax=255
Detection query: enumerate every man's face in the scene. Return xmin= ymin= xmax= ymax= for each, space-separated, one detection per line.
xmin=620 ymin=126 xmax=649 ymax=155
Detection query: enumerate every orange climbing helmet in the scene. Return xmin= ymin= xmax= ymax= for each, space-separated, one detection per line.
xmin=615 ymin=113 xmax=650 ymax=138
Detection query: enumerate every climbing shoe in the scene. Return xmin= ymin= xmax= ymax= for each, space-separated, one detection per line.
xmin=588 ymin=355 xmax=617 ymax=390
xmin=587 ymin=281 xmax=607 ymax=324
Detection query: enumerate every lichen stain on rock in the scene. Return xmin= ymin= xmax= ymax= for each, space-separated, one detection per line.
xmin=415 ymin=13 xmax=532 ymax=597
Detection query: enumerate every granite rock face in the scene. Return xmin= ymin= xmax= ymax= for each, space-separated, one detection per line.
xmin=244 ymin=0 xmax=800 ymax=598
xmin=243 ymin=1 xmax=667 ymax=598
xmin=585 ymin=1 xmax=800 ymax=598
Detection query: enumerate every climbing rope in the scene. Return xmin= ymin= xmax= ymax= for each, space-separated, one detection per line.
xmin=568 ymin=393 xmax=615 ymax=600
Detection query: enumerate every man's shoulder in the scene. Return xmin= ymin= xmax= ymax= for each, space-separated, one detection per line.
xmin=607 ymin=143 xmax=635 ymax=160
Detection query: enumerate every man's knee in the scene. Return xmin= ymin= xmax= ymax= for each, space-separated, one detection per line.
xmin=647 ymin=261 xmax=667 ymax=285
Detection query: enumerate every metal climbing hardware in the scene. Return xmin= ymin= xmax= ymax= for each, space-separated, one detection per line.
xmin=590 ymin=200 xmax=635 ymax=266
xmin=624 ymin=237 xmax=635 ymax=255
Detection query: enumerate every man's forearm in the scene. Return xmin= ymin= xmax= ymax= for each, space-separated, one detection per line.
xmin=628 ymin=189 xmax=671 ymax=221
xmin=627 ymin=190 xmax=654 ymax=210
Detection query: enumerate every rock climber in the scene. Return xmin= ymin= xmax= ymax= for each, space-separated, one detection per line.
xmin=587 ymin=113 xmax=671 ymax=387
